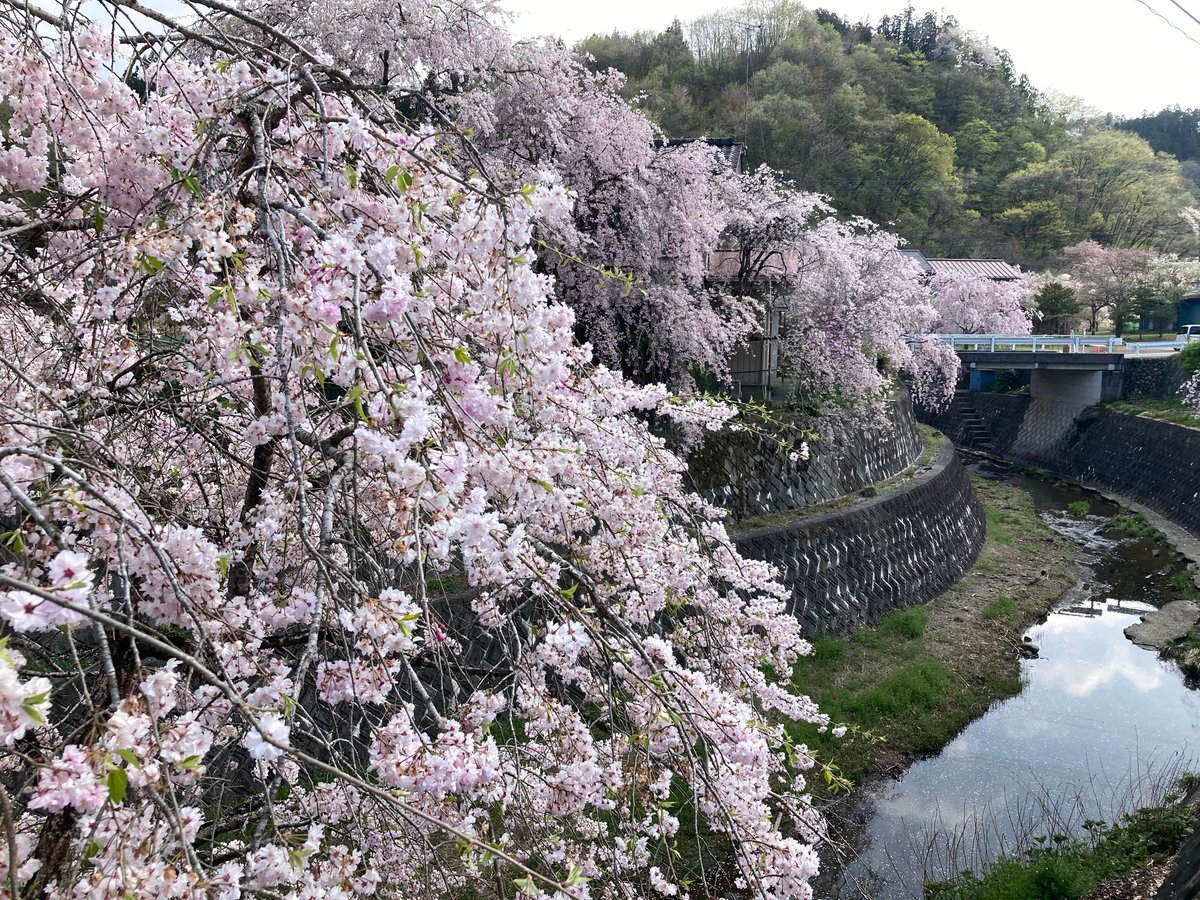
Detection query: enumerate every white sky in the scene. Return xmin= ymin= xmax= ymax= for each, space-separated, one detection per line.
xmin=502 ymin=0 xmax=1200 ymax=118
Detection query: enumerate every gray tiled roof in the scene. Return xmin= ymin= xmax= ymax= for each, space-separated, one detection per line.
xmin=654 ymin=137 xmax=745 ymax=174
xmin=924 ymin=258 xmax=1023 ymax=280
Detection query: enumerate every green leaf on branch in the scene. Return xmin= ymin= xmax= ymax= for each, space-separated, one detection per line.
xmin=21 ymin=690 xmax=49 ymax=724
xmin=114 ymin=749 xmax=140 ymax=769
xmin=345 ymin=384 xmax=368 ymax=421
xmin=0 ymin=529 xmax=25 ymax=554
xmin=106 ymin=765 xmax=128 ymax=804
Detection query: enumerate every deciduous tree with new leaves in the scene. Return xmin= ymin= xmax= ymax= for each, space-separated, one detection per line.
xmin=0 ymin=3 xmax=833 ymax=899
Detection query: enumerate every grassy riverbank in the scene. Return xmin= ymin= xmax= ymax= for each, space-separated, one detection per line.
xmin=787 ymin=475 xmax=1076 ymax=786
xmin=924 ymin=788 xmax=1198 ymax=900
xmin=1102 ymin=398 xmax=1200 ymax=428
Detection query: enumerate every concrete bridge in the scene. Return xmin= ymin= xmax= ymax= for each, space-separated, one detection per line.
xmin=928 ymin=334 xmax=1128 ymax=405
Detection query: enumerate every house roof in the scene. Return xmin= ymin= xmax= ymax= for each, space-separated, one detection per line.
xmin=925 ymin=258 xmax=1023 ymax=281
xmin=899 ymin=249 xmax=933 ymax=274
xmin=899 ymin=250 xmax=1022 ymax=280
xmin=653 ymin=137 xmax=746 ymax=174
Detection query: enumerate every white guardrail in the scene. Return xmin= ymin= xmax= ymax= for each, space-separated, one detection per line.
xmin=928 ymin=334 xmax=1124 ymax=352
xmin=1124 ymin=339 xmax=1192 ymax=356
xmin=919 ymin=334 xmax=1195 ymax=356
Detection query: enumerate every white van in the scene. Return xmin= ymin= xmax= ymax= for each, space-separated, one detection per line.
xmin=1178 ymin=324 xmax=1200 ymax=342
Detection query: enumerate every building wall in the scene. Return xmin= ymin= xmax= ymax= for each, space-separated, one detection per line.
xmin=1177 ymin=299 xmax=1200 ymax=328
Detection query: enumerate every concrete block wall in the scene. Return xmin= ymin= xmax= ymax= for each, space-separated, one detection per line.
xmin=688 ymin=393 xmax=924 ymax=522
xmin=1008 ymin=398 xmax=1090 ymax=465
xmin=1063 ymin=411 xmax=1200 ymax=534
xmin=918 ymin=392 xmax=1029 ymax=456
xmin=732 ymin=437 xmax=985 ymax=635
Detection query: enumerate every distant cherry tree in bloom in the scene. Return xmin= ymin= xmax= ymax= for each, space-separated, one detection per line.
xmin=0 ymin=3 xmax=829 ymax=899
xmin=927 ymin=270 xmax=1034 ymax=335
xmin=455 ymin=40 xmax=759 ymax=384
xmin=718 ymin=167 xmax=961 ymax=408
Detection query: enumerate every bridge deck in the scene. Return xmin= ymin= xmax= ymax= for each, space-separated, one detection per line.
xmin=958 ymin=350 xmax=1123 ymax=371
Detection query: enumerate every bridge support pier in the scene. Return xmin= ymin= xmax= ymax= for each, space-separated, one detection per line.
xmin=1029 ymin=369 xmax=1113 ymax=405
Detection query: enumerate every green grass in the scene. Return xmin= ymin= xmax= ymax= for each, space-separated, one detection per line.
xmin=877 ymin=606 xmax=929 ymax=640
xmin=925 ymin=796 xmax=1197 ymax=899
xmin=984 ymin=504 xmax=1020 ymax=546
xmin=785 ymin=477 xmax=1075 ymax=788
xmin=788 ymin=605 xmax=1018 ymax=778
xmin=1169 ymin=569 xmax=1198 ymax=595
xmin=1066 ymin=500 xmax=1090 ymax=520
xmin=983 ymin=596 xmax=1020 ymax=623
xmin=1105 ymin=511 xmax=1168 ymax=543
xmin=839 ymin=660 xmax=950 ymax=723
xmin=1104 ymin=398 xmax=1200 ymax=428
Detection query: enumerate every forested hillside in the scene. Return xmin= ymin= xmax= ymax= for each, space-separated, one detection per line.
xmin=578 ymin=2 xmax=1199 ymax=267
xmin=1120 ymin=107 xmax=1200 ymax=173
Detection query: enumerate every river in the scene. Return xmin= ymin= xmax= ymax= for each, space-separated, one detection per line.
xmin=821 ymin=467 xmax=1200 ymax=898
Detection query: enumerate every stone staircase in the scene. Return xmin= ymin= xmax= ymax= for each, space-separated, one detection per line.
xmin=949 ymin=391 xmax=994 ymax=452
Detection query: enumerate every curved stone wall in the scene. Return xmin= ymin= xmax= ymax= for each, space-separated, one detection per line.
xmin=731 ymin=437 xmax=985 ymax=635
xmin=688 ymin=393 xmax=923 ymax=523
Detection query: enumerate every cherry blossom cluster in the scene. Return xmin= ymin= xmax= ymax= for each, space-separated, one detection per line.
xmin=0 ymin=3 xmax=829 ymax=899
xmin=927 ymin=270 xmax=1034 ymax=335
xmin=717 ymin=167 xmax=964 ymax=408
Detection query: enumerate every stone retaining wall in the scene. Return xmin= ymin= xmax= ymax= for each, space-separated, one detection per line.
xmin=1122 ymin=356 xmax=1188 ymax=401
xmin=920 ymin=392 xmax=1086 ymax=468
xmin=928 ymin=394 xmax=1200 ymax=538
xmin=917 ymin=393 xmax=1027 ymax=456
xmin=688 ymin=393 xmax=923 ymax=522
xmin=731 ymin=437 xmax=985 ymax=635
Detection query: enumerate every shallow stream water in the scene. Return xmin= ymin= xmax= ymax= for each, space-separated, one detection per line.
xmin=820 ymin=466 xmax=1200 ymax=898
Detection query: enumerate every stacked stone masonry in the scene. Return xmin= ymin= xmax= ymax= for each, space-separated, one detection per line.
xmin=689 ymin=393 xmax=923 ymax=522
xmin=731 ymin=437 xmax=985 ymax=636
xmin=1121 ymin=356 xmax=1188 ymax=401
